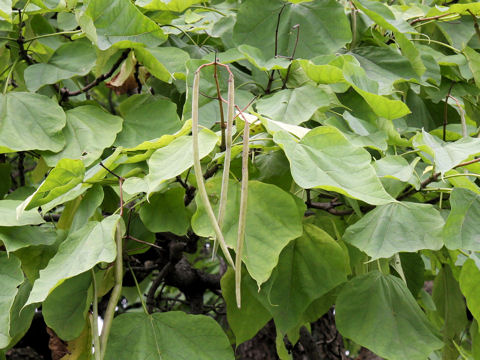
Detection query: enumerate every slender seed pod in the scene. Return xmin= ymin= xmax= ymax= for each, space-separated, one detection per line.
xmin=192 ymin=68 xmax=235 ymax=268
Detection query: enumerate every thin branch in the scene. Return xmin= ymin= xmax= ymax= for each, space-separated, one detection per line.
xmin=18 ymin=152 xmax=25 ymax=187
xmin=61 ymin=50 xmax=130 ymax=100
xmin=126 ymin=235 xmax=163 ymax=250
xmin=467 ymin=9 xmax=480 ymax=41
xmin=410 ymin=13 xmax=453 ymax=25
xmin=146 ymin=262 xmax=173 ymax=313
xmin=17 ymin=9 xmax=33 ymax=65
xmin=443 ymin=82 xmax=455 ymax=141
xmin=282 ymin=24 xmax=300 ymax=89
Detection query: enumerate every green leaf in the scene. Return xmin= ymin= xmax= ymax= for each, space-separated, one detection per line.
xmin=71 ymin=185 xmax=104 ymax=232
xmin=114 ymin=95 xmax=181 ymax=148
xmin=24 ymin=39 xmax=97 ymax=92
xmin=192 ymin=179 xmax=304 ymax=286
xmin=460 ymin=259 xmax=480 ymax=322
xmin=237 ymin=44 xmax=290 ymax=71
xmin=0 ymin=92 xmax=66 ymax=153
xmin=146 ymin=129 xmax=218 ymax=195
xmin=26 ymin=215 xmax=122 ymax=305
xmin=221 ymin=268 xmax=272 ymax=344
xmin=105 ymin=311 xmax=234 ymax=360
xmin=336 ymin=271 xmax=443 ymax=360
xmin=233 ymin=0 xmax=351 ymax=60
xmin=265 ymin=224 xmax=347 ymax=332
xmin=7 ymin=281 xmax=35 ymax=349
xmin=20 ymin=159 xmax=85 ymax=211
xmin=273 ymin=127 xmax=394 ymax=205
xmin=0 ymin=225 xmax=57 ymax=254
xmin=42 ymin=105 xmax=123 ymax=167
xmin=352 ymin=0 xmax=425 ymax=76
xmin=443 ymin=188 xmax=480 ymax=251
xmin=82 ymin=0 xmax=167 ymax=50
xmin=139 ymin=187 xmax=189 ymax=235
xmin=256 ymin=84 xmax=331 ymax=125
xmin=0 ymin=252 xmax=23 ymax=348
xmin=0 ymin=200 xmax=45 ymax=227
xmin=350 ymin=46 xmax=420 ymax=94
xmin=463 ymin=47 xmax=480 ymax=89
xmin=135 ymin=0 xmax=204 ymax=12
xmin=373 ymin=155 xmax=418 ymax=182
xmin=413 ymin=130 xmax=480 ymax=175
xmin=297 ymin=59 xmax=344 ymax=84
xmin=433 ymin=266 xmax=467 ymax=356
xmin=0 ymin=0 xmax=11 ymax=22
xmin=343 ymin=61 xmax=411 ymax=120
xmin=344 ymin=202 xmax=444 ymax=259
xmin=134 ymin=47 xmax=190 ymax=82
xmin=43 ymin=272 xmax=92 ymax=341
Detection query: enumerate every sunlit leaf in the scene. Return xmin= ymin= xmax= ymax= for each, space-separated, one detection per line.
xmin=344 ymin=202 xmax=444 ymax=259
xmin=273 ymin=127 xmax=394 ymax=205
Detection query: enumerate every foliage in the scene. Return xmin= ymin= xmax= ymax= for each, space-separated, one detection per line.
xmin=1 ymin=0 xmax=480 ymax=359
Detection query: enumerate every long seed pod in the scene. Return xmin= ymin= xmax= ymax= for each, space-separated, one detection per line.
xmin=213 ymin=73 xmax=235 ymax=258
xmin=192 ymin=68 xmax=235 ymax=268
xmin=235 ymin=116 xmax=249 ymax=308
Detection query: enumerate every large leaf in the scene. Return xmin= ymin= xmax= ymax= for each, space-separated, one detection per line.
xmin=221 ymin=268 xmax=272 ymax=345
xmin=192 ymin=179 xmax=304 ymax=286
xmin=344 ymin=202 xmax=444 ymax=259
xmin=24 ymin=39 xmax=97 ymax=92
xmin=460 ymin=259 xmax=480 ymax=322
xmin=0 ymin=92 xmax=65 ymax=153
xmin=273 ymin=127 xmax=394 ymax=205
xmin=26 ymin=215 xmax=122 ymax=305
xmin=255 ymin=84 xmax=331 ymax=125
xmin=350 ymin=46 xmax=419 ymax=94
xmin=0 ymin=252 xmax=23 ymax=348
xmin=105 ymin=311 xmax=234 ymax=360
xmin=0 ymin=200 xmax=45 ymax=227
xmin=20 ymin=159 xmax=85 ymax=211
xmin=433 ymin=265 xmax=467 ymax=356
xmin=0 ymin=225 xmax=57 ymax=254
xmin=146 ymin=129 xmax=218 ymax=195
xmin=336 ymin=271 xmax=443 ymax=360
xmin=343 ymin=61 xmax=411 ymax=120
xmin=443 ymin=188 xmax=480 ymax=251
xmin=413 ymin=130 xmax=480 ymax=175
xmin=352 ymin=0 xmax=425 ymax=76
xmin=373 ymin=155 xmax=418 ymax=182
xmin=139 ymin=187 xmax=189 ymax=235
xmin=265 ymin=224 xmax=347 ymax=332
xmin=42 ymin=105 xmax=123 ymax=166
xmin=233 ymin=0 xmax=351 ymax=60
xmin=43 ymin=272 xmax=92 ymax=341
xmin=134 ymin=47 xmax=190 ymax=82
xmin=114 ymin=95 xmax=181 ymax=148
xmin=82 ymin=0 xmax=166 ymax=50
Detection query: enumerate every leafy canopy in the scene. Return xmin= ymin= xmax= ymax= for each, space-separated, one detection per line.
xmin=2 ymin=0 xmax=480 ymax=359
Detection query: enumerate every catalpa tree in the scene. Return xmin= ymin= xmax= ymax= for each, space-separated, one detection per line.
xmin=1 ymin=0 xmax=480 ymax=359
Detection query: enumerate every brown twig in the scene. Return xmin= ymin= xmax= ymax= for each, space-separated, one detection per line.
xmin=467 ymin=9 xmax=480 ymax=41
xmin=410 ymin=13 xmax=453 ymax=25
xmin=282 ymin=24 xmax=300 ymax=89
